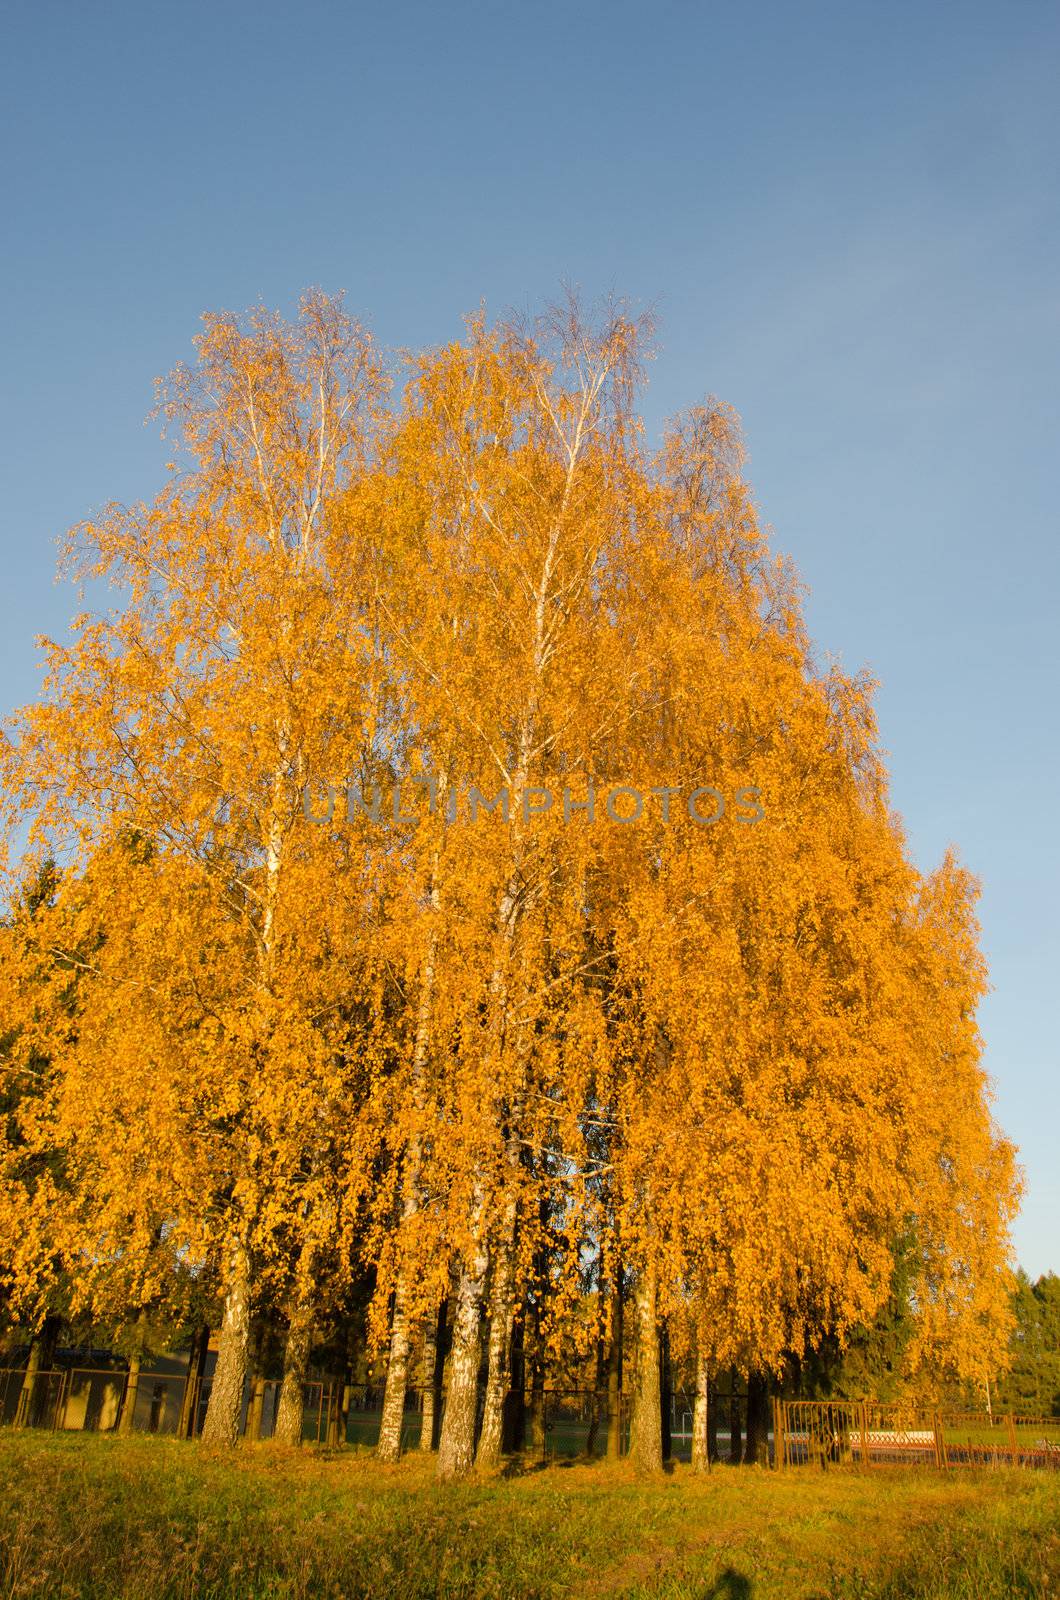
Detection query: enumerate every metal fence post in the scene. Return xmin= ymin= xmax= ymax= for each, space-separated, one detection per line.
xmin=52 ymin=1369 xmax=69 ymax=1431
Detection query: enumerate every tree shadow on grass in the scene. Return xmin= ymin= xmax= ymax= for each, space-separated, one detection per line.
xmin=499 ymin=1452 xmax=597 ymax=1477
xmin=499 ymin=1457 xmax=545 ymax=1477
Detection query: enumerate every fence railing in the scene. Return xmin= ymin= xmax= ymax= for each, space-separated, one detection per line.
xmin=773 ymin=1398 xmax=1060 ymax=1470
xmin=0 ymin=1369 xmax=623 ymax=1453
xmin=5 ymin=1366 xmax=1059 ymax=1470
xmin=1 ymin=1366 xmax=67 ymax=1429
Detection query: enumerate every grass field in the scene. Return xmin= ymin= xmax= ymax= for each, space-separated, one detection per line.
xmin=1 ymin=1432 xmax=1058 ymax=1599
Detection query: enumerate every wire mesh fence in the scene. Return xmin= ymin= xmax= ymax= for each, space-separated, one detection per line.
xmin=1 ymin=1367 xmax=66 ymax=1429
xmin=774 ymin=1399 xmax=1060 ymax=1470
xmin=4 ymin=1363 xmax=1058 ymax=1470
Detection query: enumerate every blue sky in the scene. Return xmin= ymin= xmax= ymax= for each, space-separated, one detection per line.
xmin=1 ymin=0 xmax=1057 ymax=1275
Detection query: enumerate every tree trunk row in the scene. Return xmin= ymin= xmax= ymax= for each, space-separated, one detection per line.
xmin=193 ymin=1243 xmax=773 ymax=1470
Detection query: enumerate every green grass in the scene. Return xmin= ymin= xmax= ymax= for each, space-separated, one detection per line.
xmin=1 ymin=1431 xmax=1058 ymax=1599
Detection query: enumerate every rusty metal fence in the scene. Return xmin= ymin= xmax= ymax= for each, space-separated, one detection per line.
xmin=0 ymin=1367 xmax=331 ymax=1443
xmin=1 ymin=1368 xmax=618 ymax=1453
xmin=6 ymin=1365 xmax=1059 ymax=1470
xmin=1 ymin=1367 xmax=66 ymax=1429
xmin=774 ymin=1399 xmax=1060 ymax=1470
